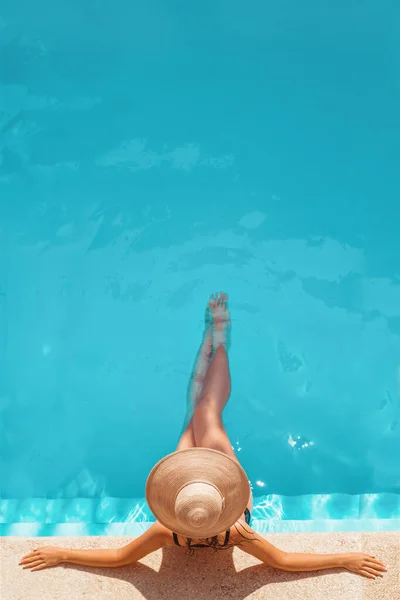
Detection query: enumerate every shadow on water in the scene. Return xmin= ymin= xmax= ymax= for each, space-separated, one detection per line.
xmin=67 ymin=546 xmax=332 ymax=600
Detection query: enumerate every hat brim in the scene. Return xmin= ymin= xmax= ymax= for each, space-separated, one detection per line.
xmin=146 ymin=448 xmax=251 ymax=538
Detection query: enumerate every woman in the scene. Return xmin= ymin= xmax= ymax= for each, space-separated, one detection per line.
xmin=20 ymin=293 xmax=386 ymax=580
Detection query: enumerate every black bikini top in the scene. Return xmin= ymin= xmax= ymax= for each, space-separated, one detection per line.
xmin=172 ymin=507 xmax=251 ymax=548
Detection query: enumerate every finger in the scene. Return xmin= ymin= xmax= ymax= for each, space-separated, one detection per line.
xmin=360 ymin=570 xmax=376 ymax=579
xmin=366 ymin=560 xmax=386 ymax=572
xmin=23 ymin=560 xmax=42 ymax=570
xmin=22 ymin=559 xmax=42 ymax=568
xmin=31 ymin=564 xmax=48 ymax=572
xmin=366 ymin=556 xmax=384 ymax=564
xmin=363 ymin=566 xmax=384 ymax=578
xmin=367 ymin=555 xmax=385 ymax=567
xmin=21 ymin=556 xmax=42 ymax=566
xmin=20 ymin=552 xmax=37 ymax=562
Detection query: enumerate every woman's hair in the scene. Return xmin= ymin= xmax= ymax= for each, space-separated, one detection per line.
xmin=184 ymin=521 xmax=257 ymax=555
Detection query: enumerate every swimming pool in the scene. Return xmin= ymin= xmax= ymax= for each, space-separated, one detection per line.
xmin=1 ymin=1 xmax=400 ymax=536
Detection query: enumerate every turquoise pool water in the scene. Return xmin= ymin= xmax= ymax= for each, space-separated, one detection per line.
xmin=1 ymin=1 xmax=400 ymax=535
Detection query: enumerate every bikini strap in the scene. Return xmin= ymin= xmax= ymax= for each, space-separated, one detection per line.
xmin=223 ymin=529 xmax=230 ymax=546
xmin=174 ymin=531 xmax=231 ymax=547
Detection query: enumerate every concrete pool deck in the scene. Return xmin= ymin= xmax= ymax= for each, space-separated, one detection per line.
xmin=2 ymin=531 xmax=399 ymax=600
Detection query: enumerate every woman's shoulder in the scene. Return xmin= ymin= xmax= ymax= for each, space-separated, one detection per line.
xmin=229 ymin=515 xmax=255 ymax=543
xmin=151 ymin=521 xmax=175 ymax=546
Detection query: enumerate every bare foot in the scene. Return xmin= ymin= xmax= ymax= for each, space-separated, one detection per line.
xmin=208 ymin=292 xmax=231 ymax=349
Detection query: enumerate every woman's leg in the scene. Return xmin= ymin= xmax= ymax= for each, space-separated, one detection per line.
xmin=177 ymin=292 xmax=252 ymax=508
xmin=175 ymin=422 xmax=196 ymax=451
xmin=176 ymin=341 xmax=231 ymax=453
xmin=192 ymin=347 xmax=236 ymax=458
xmin=175 ymin=310 xmax=213 ymax=451
xmin=191 ymin=293 xmax=237 ymax=460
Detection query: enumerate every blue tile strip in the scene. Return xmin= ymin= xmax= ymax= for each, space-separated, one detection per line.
xmin=1 ymin=493 xmax=399 ymax=536
xmin=1 ymin=519 xmax=400 ymax=537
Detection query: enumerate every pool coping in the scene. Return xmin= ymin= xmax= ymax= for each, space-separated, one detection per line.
xmin=3 ymin=532 xmax=399 ymax=600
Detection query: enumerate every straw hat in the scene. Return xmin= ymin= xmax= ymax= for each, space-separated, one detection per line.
xmin=146 ymin=448 xmax=250 ymax=538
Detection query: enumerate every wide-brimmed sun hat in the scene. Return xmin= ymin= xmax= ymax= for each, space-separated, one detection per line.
xmin=146 ymin=448 xmax=250 ymax=538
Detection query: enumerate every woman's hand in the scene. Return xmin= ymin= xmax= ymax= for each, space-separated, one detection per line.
xmin=341 ymin=553 xmax=387 ymax=579
xmin=19 ymin=547 xmax=65 ymax=572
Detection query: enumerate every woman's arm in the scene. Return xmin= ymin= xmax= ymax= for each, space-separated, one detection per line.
xmin=19 ymin=523 xmax=169 ymax=571
xmin=233 ymin=527 xmax=386 ymax=579
xmin=116 ymin=522 xmax=169 ymax=566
